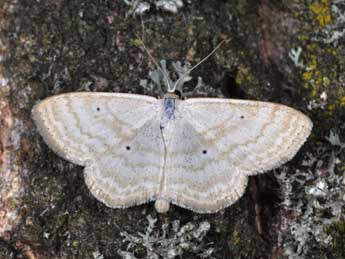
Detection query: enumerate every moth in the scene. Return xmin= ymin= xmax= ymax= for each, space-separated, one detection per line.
xmin=32 ymin=43 xmax=312 ymax=213
xmin=32 ymin=91 xmax=313 ymax=214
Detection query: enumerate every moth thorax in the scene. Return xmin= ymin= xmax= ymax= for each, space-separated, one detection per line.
xmin=154 ymin=199 xmax=170 ymax=213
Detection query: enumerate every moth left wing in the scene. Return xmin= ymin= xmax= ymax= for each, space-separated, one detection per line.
xmin=32 ymin=92 xmax=164 ymax=208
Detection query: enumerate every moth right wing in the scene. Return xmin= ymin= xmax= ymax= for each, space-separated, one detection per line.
xmin=32 ymin=92 xmax=164 ymax=208
xmin=161 ymin=98 xmax=312 ymax=213
xmin=180 ymin=98 xmax=312 ymax=175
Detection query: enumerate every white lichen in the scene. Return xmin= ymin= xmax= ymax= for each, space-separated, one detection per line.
xmin=289 ymin=47 xmax=304 ymax=68
xmin=123 ymin=0 xmax=185 ymax=16
xmin=142 ymin=59 xmax=193 ymax=96
xmin=156 ymin=0 xmax=183 ymax=14
xmin=326 ymin=129 xmax=345 ymax=150
xmin=117 ymin=215 xmax=213 ymax=259
xmin=142 ymin=59 xmax=222 ymax=97
xmin=123 ymin=0 xmax=151 ymax=16
xmin=170 ymin=60 xmax=192 ymax=93
xmin=92 ymin=250 xmax=104 ymax=259
xmin=314 ymin=1 xmax=345 ymax=45
xmin=276 ymin=129 xmax=345 ymax=258
xmin=307 ymin=91 xmax=328 ymax=110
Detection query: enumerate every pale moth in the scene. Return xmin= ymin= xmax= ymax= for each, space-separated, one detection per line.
xmin=32 ymin=43 xmax=312 ymax=213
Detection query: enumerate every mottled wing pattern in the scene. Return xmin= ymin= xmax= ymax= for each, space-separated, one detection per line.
xmin=163 ymin=98 xmax=312 ymax=213
xmin=32 ymin=92 xmax=164 ymax=208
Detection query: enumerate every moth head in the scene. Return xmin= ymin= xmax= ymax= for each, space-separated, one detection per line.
xmin=163 ymin=92 xmax=180 ymax=99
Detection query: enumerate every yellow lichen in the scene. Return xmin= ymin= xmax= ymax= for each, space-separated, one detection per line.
xmin=340 ymin=96 xmax=345 ymax=107
xmin=297 ymin=33 xmax=310 ymax=42
xmin=311 ymin=85 xmax=318 ymax=97
xmin=307 ymin=54 xmax=318 ymax=70
xmin=236 ymin=66 xmax=253 ymax=85
xmin=131 ymin=38 xmax=144 ymax=47
xmin=315 ymin=75 xmax=323 ymax=86
xmin=72 ymin=240 xmax=79 ymax=247
xmin=231 ymin=229 xmax=241 ymax=245
xmin=327 ymin=103 xmax=336 ymax=111
xmin=303 ymin=71 xmax=313 ymax=81
xmin=300 ymin=51 xmax=334 ymax=97
xmin=322 ymin=76 xmax=331 ymax=86
xmin=339 ymin=164 xmax=345 ymax=172
xmin=309 ymin=0 xmax=332 ymax=27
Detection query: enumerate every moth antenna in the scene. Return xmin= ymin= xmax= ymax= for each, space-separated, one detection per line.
xmin=171 ymin=39 xmax=226 ymax=92
xmin=134 ymin=33 xmax=174 ymax=92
